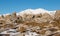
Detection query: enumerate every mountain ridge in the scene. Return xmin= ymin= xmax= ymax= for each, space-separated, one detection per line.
xmin=0 ymin=8 xmax=56 ymax=16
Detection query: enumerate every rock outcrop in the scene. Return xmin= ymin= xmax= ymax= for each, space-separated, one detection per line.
xmin=0 ymin=9 xmax=60 ymax=36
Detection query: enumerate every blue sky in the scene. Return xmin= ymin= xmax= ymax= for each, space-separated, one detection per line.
xmin=0 ymin=0 xmax=60 ymax=14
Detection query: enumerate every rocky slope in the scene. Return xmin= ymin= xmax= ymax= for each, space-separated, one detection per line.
xmin=0 ymin=8 xmax=60 ymax=36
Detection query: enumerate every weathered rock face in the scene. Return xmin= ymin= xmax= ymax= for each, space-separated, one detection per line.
xmin=1 ymin=9 xmax=60 ymax=36
xmin=0 ymin=15 xmax=4 ymax=19
xmin=42 ymin=13 xmax=53 ymax=20
xmin=12 ymin=12 xmax=16 ymax=17
xmin=22 ymin=14 xmax=34 ymax=21
xmin=55 ymin=10 xmax=60 ymax=22
xmin=55 ymin=10 xmax=60 ymax=19
xmin=34 ymin=13 xmax=53 ymax=23
xmin=52 ymin=10 xmax=60 ymax=27
xmin=4 ymin=15 xmax=11 ymax=21
xmin=35 ymin=13 xmax=42 ymax=18
xmin=0 ymin=19 xmax=6 ymax=28
xmin=52 ymin=33 xmax=60 ymax=36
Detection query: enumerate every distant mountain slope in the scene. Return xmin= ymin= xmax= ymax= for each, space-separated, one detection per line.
xmin=17 ymin=8 xmax=56 ymax=15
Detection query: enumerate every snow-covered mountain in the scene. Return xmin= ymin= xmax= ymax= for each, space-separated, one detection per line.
xmin=17 ymin=8 xmax=56 ymax=15
xmin=1 ymin=8 xmax=56 ymax=16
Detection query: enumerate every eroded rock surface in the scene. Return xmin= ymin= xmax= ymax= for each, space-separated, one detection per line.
xmin=0 ymin=10 xmax=60 ymax=36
